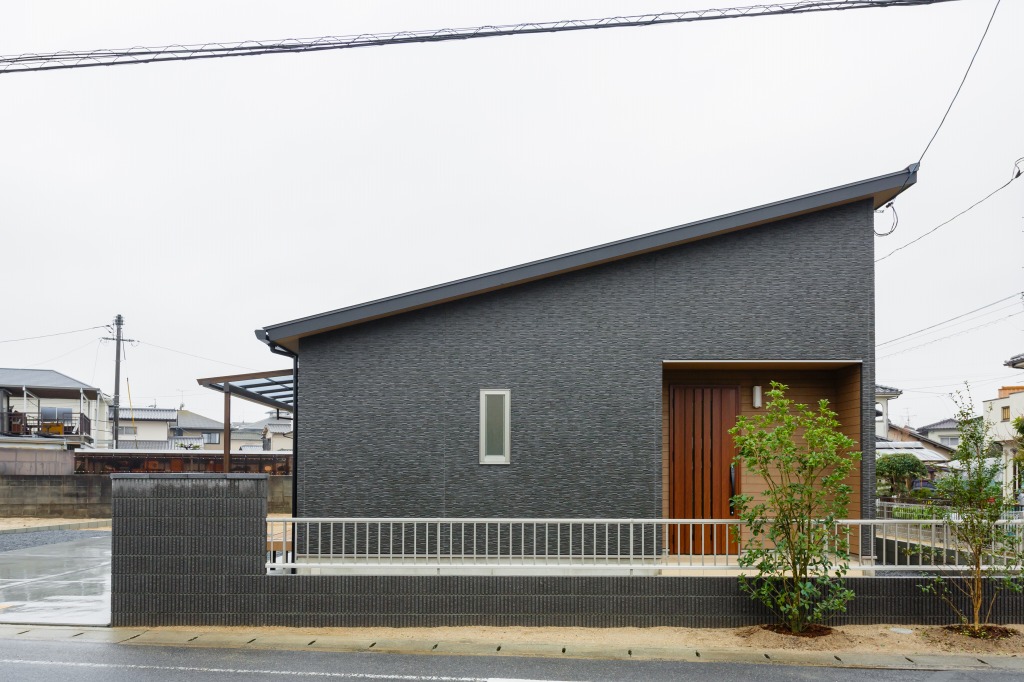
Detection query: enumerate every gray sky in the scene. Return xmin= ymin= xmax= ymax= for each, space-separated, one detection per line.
xmin=2 ymin=0 xmax=1021 ymax=429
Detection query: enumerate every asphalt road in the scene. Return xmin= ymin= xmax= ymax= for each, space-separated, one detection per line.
xmin=0 ymin=637 xmax=1019 ymax=682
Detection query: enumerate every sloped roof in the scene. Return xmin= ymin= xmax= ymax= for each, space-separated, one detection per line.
xmin=258 ymin=165 xmax=919 ymax=353
xmin=917 ymin=418 xmax=958 ymax=432
xmin=875 ymin=384 xmax=902 ymax=397
xmin=876 ymin=439 xmax=949 ymax=463
xmin=175 ymin=409 xmax=223 ymax=430
xmin=0 ymin=368 xmax=102 ymax=399
xmin=110 ymin=407 xmax=178 ymax=421
xmin=116 ymin=439 xmax=172 ymax=450
xmin=1007 ymin=353 xmax=1024 ymax=370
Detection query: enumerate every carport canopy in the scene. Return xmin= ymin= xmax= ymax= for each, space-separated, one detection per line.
xmin=197 ymin=369 xmax=293 ymax=471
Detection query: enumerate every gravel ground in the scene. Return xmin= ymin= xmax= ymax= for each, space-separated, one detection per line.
xmin=0 ymin=529 xmax=110 ymax=553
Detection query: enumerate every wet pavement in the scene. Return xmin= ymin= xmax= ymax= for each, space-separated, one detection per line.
xmin=0 ymin=531 xmax=110 ymax=626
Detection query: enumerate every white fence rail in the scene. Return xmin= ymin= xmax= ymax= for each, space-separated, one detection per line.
xmin=265 ymin=517 xmax=1024 ymax=575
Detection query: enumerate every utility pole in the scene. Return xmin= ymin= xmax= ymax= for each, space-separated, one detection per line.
xmin=102 ymin=314 xmax=137 ymax=449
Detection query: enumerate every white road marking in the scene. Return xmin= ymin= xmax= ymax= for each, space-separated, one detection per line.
xmin=0 ymin=658 xmax=586 ymax=682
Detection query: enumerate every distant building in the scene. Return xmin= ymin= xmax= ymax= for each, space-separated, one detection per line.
xmin=0 ymin=368 xmax=112 ymax=449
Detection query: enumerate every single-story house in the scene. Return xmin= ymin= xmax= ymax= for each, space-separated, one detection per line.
xmin=255 ymin=165 xmax=918 ymax=527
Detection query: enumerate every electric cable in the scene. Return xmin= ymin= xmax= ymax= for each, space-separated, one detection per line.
xmin=136 ymin=340 xmax=257 ymax=371
xmin=876 ymin=159 xmax=1022 ymax=261
xmin=0 ymin=325 xmax=109 ymax=344
xmin=876 ymin=292 xmax=1023 ymax=346
xmin=0 ymin=1 xmax=963 ymax=74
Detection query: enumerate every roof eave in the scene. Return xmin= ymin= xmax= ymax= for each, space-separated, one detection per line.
xmin=259 ymin=164 xmax=919 ymax=353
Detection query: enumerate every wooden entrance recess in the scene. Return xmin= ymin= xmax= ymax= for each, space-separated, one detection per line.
xmin=669 ymin=385 xmax=739 ymax=554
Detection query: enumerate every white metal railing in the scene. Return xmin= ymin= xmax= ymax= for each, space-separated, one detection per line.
xmin=264 ymin=517 xmax=1024 ymax=575
xmin=877 ymin=500 xmax=1024 ymax=522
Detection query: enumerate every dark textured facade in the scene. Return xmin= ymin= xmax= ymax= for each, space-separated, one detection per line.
xmin=297 ymin=200 xmax=876 ymax=519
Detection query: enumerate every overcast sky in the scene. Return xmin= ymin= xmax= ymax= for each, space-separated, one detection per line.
xmin=1 ymin=0 xmax=1021 ymax=429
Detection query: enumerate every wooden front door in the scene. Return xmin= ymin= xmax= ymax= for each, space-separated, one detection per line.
xmin=669 ymin=385 xmax=739 ymax=554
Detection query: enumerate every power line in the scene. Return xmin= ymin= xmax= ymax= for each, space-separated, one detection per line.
xmin=875 ymin=0 xmax=1003 ymax=238
xmin=915 ymin=0 xmax=1001 ymax=168
xmin=0 ymin=0 xmax=962 ymax=75
xmin=876 ymin=159 xmax=1022 ymax=261
xmin=876 ymin=292 xmax=1023 ymax=346
xmin=0 ymin=324 xmax=109 ymax=344
xmin=872 ymin=311 xmax=1024 ymax=358
xmin=137 ymin=341 xmax=257 ymax=371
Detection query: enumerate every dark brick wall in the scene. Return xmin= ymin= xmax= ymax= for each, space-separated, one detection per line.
xmin=298 ymin=200 xmax=876 ymax=519
xmin=110 ymin=475 xmax=1024 ymax=628
xmin=111 ymin=474 xmax=266 ymax=626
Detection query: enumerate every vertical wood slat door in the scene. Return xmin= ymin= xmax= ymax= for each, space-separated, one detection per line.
xmin=669 ymin=385 xmax=739 ymax=555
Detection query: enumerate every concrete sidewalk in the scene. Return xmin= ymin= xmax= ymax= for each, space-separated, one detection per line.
xmin=0 ymin=623 xmax=1021 ymax=672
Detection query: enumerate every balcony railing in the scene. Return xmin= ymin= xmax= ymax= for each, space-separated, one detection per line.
xmin=5 ymin=411 xmax=92 ymax=439
xmin=265 ymin=517 xmax=1024 ymax=575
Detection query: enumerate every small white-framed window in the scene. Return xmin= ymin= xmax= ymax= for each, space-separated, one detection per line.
xmin=118 ymin=425 xmax=137 ymax=436
xmin=479 ymin=389 xmax=511 ymax=464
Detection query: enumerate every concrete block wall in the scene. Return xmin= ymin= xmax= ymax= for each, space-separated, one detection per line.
xmin=0 ymin=447 xmax=74 ymax=475
xmin=0 ymin=474 xmax=111 ymax=517
xmin=110 ymin=475 xmax=1024 ymax=628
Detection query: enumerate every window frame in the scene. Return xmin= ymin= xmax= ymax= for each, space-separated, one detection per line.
xmin=479 ymin=389 xmax=511 ymax=465
xmin=118 ymin=425 xmax=137 ymax=436
xmin=202 ymin=432 xmax=221 ymax=444
xmin=1001 ymin=406 xmax=1011 ymax=422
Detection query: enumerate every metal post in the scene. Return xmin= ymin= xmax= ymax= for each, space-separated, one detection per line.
xmin=223 ymin=385 xmax=231 ymax=473
xmin=113 ymin=314 xmax=122 ymax=448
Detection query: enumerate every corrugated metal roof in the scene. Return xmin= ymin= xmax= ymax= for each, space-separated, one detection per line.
xmin=175 ymin=410 xmax=223 ymax=430
xmin=258 ymin=164 xmax=919 ymax=353
xmin=109 ymin=407 xmax=178 ymax=421
xmin=0 ymin=368 xmax=97 ymax=391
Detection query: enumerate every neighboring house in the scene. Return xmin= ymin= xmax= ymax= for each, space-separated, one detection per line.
xmin=875 ymin=437 xmax=950 ymax=475
xmin=111 ymin=407 xmax=177 ymax=448
xmin=983 ymin=384 xmax=1024 ymax=497
xmin=172 ymin=409 xmax=225 ymax=450
xmin=875 ymin=384 xmax=902 ymax=439
xmin=255 ymin=165 xmax=918 ymax=525
xmin=1006 ymin=353 xmax=1024 ymax=371
xmin=915 ymin=417 xmax=960 ymax=449
xmin=886 ymin=422 xmax=954 ymax=461
xmin=111 ymin=407 xmax=224 ymax=451
xmin=232 ymin=412 xmax=293 ymax=451
xmin=0 ymin=368 xmax=112 ymax=448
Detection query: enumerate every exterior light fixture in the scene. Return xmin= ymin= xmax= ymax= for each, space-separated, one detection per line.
xmin=752 ymin=385 xmax=762 ymax=409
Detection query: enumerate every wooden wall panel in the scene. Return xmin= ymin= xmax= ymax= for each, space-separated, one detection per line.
xmin=662 ymin=366 xmax=863 ymax=522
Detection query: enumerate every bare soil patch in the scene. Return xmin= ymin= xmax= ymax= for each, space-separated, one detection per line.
xmin=160 ymin=623 xmax=1024 ymax=656
xmin=0 ymin=517 xmax=109 ymax=531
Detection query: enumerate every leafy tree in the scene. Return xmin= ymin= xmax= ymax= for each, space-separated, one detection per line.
xmin=920 ymin=389 xmax=1024 ymax=636
xmin=730 ymin=381 xmax=861 ymax=633
xmin=876 ymin=452 xmax=928 ymax=498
